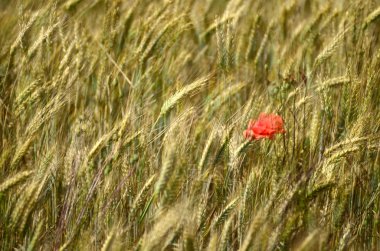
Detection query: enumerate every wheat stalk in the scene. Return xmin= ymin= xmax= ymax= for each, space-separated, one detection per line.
xmin=0 ymin=170 xmax=34 ymax=193
xmin=157 ymin=74 xmax=211 ymax=121
xmin=362 ymin=6 xmax=380 ymax=29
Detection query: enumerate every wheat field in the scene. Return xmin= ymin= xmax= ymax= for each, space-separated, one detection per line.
xmin=0 ymin=0 xmax=380 ymax=250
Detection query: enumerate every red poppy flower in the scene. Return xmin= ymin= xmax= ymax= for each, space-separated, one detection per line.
xmin=244 ymin=113 xmax=285 ymax=140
